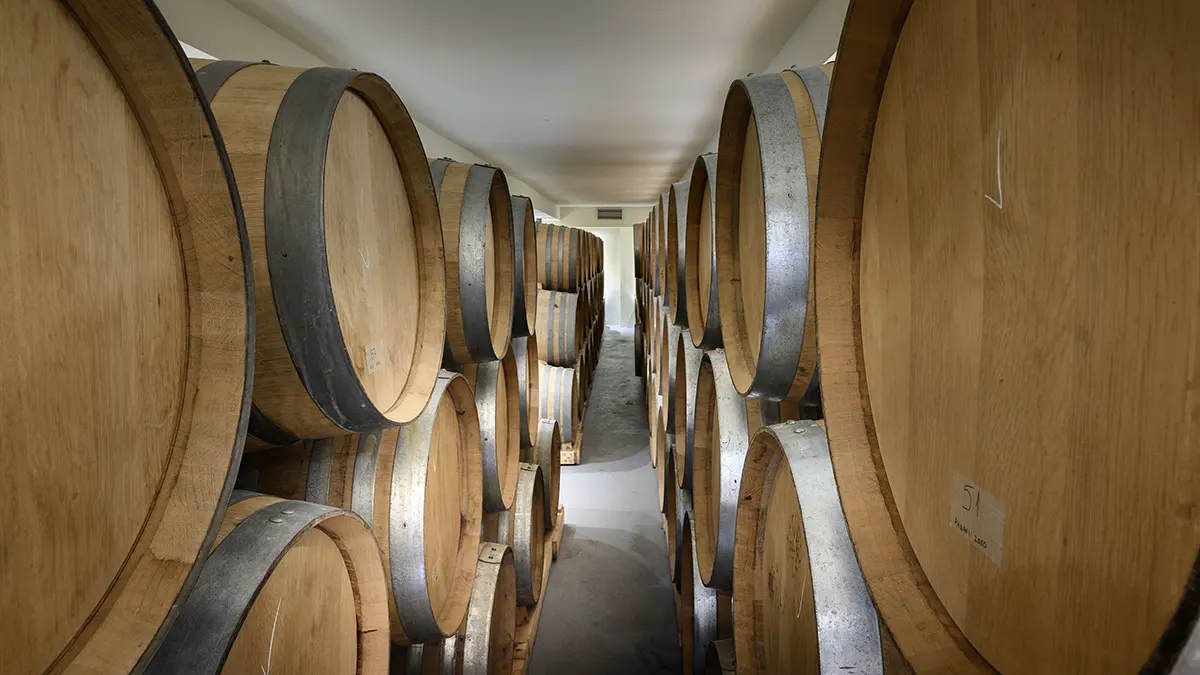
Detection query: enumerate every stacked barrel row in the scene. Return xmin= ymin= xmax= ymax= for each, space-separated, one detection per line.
xmin=0 ymin=3 xmax=563 ymax=672
xmin=634 ymin=116 xmax=823 ymax=673
xmin=635 ymin=2 xmax=1200 ymax=673
xmin=535 ymin=222 xmax=605 ymax=464
xmin=212 ymin=100 xmax=564 ymax=675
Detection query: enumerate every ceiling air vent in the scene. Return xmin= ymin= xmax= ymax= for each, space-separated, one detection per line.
xmin=597 ymin=208 xmax=623 ymax=221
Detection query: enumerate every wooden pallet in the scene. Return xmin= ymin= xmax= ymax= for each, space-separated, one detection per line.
xmin=559 ymin=393 xmax=589 ymax=465
xmin=513 ymin=505 xmax=566 ymax=675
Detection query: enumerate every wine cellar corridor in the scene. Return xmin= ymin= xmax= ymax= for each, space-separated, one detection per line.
xmin=530 ymin=328 xmax=680 ymax=675
xmin=7 ymin=1 xmax=1200 ymax=674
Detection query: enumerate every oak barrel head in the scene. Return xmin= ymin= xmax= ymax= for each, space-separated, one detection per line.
xmin=475 ymin=351 xmax=520 ymax=513
xmin=715 ymin=68 xmax=827 ymax=401
xmin=146 ymin=494 xmax=389 ymax=674
xmin=495 ymin=463 xmax=546 ymax=607
xmin=196 ymin=60 xmax=446 ymax=438
xmin=511 ymin=334 xmax=540 ymax=448
xmin=691 ymin=350 xmax=750 ymax=591
xmin=732 ymin=422 xmax=900 ymax=675
xmin=510 ymin=196 xmax=538 ymax=338
xmin=686 ymin=153 xmax=723 ymax=349
xmin=817 ymin=1 xmax=1200 ymax=671
xmin=674 ymin=330 xmax=705 ymax=490
xmin=460 ymin=544 xmax=517 ymax=675
xmin=524 ymin=419 xmax=562 ymax=528
xmin=431 ymin=159 xmax=516 ymax=365
xmin=1 ymin=3 xmax=253 ymax=671
xmin=247 ymin=373 xmax=483 ymax=645
xmin=667 ymin=180 xmax=690 ymax=328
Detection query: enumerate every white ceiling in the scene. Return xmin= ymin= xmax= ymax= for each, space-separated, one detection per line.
xmin=228 ymin=0 xmax=819 ymax=205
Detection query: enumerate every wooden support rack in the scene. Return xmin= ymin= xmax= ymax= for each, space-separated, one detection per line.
xmin=513 ymin=505 xmax=566 ymax=675
xmin=559 ymin=393 xmax=590 ymax=466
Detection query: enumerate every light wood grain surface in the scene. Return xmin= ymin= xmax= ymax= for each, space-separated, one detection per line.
xmin=324 ymin=90 xmax=419 ymax=420
xmin=3 ymin=3 xmax=250 ymax=671
xmin=3 ymin=4 xmax=185 ymax=669
xmin=819 ymin=0 xmax=1200 ymax=671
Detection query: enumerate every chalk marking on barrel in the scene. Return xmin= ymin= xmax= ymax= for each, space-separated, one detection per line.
xmin=262 ymin=596 xmax=283 ymax=675
xmin=984 ymin=130 xmax=1004 ymax=210
xmin=796 ymin=556 xmax=811 ymax=619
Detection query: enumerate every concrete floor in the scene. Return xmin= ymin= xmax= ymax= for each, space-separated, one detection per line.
xmin=530 ymin=328 xmax=680 ymax=675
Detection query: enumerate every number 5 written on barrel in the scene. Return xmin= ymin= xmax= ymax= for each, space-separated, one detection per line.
xmin=961 ymin=484 xmax=980 ymax=515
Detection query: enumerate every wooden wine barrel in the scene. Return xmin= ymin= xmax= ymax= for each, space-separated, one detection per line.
xmin=582 ymin=232 xmax=591 ymax=280
xmin=462 ymin=352 xmax=520 ymax=513
xmin=705 ymin=640 xmax=736 ymax=675
xmin=598 ymin=239 xmax=605 ymax=278
xmin=593 ymin=233 xmax=601 ymax=278
xmin=654 ymin=204 xmax=664 ymax=296
xmin=439 ymin=638 xmax=461 ymax=675
xmin=692 ymin=350 xmax=749 ymax=591
xmin=746 ymin=395 xmax=820 ymax=437
xmin=1 ymin=4 xmax=253 ymax=671
xmin=539 ymin=362 xmax=580 ymax=444
xmin=655 ymin=413 xmax=673 ymax=513
xmin=686 ymin=153 xmax=722 ymax=349
xmin=431 ymin=159 xmax=515 ymax=366
xmin=647 ymin=206 xmax=658 ymax=295
xmin=511 ymin=335 xmax=540 ymax=448
xmin=536 ymin=289 xmax=584 ymax=366
xmin=510 ymin=196 xmax=538 ymax=338
xmin=496 ymin=464 xmax=546 ymax=607
xmin=651 ymin=192 xmax=662 ymax=295
xmin=634 ymin=222 xmax=645 ymax=279
xmin=644 ymin=218 xmax=652 ymax=285
xmin=646 ymin=294 xmax=659 ymax=371
xmin=584 ymin=230 xmax=595 ymax=281
xmin=196 ymin=60 xmax=445 ymax=439
xmin=146 ymin=493 xmax=389 ymax=674
xmin=584 ymin=283 xmax=596 ymax=339
xmin=645 ymin=367 xmax=654 ymax=411
xmin=672 ymin=485 xmax=693 ymax=587
xmin=537 ymin=222 xmax=582 ymax=292
xmin=525 ymin=419 xmax=562 ymax=528
xmin=645 ymin=212 xmax=652 ymax=267
xmin=733 ymin=421 xmax=907 ymax=674
xmin=399 ymin=643 xmax=446 ymax=675
xmin=715 ymin=66 xmax=832 ymax=401
xmin=577 ymin=283 xmax=588 ymax=333
xmin=634 ymin=322 xmax=646 ymax=377
xmin=817 ymin=3 xmax=1200 ymax=672
xmin=578 ymin=338 xmax=592 ymax=401
xmin=582 ymin=231 xmax=593 ymax=280
xmin=461 ymin=544 xmax=517 ymax=675
xmin=241 ymin=372 xmax=483 ymax=644
xmin=673 ymin=330 xmax=704 ymax=490
xmin=667 ymin=180 xmax=690 ymax=327
xmin=580 ymin=230 xmax=588 ymax=280
xmin=680 ymin=510 xmax=722 ymax=675
xmin=583 ymin=276 xmax=594 ymax=324
xmin=657 ymin=191 xmax=670 ymax=301
xmin=642 ymin=217 xmax=651 ymax=285
xmin=639 ymin=219 xmax=645 ymax=269
xmin=657 ymin=311 xmax=681 ymax=429
xmin=647 ymin=393 xmax=661 ymax=467
xmin=651 ymin=305 xmax=664 ymax=397
xmin=664 ymin=456 xmax=678 ymax=574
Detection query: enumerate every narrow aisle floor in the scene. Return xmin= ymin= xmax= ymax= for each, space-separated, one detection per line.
xmin=530 ymin=328 xmax=680 ymax=675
